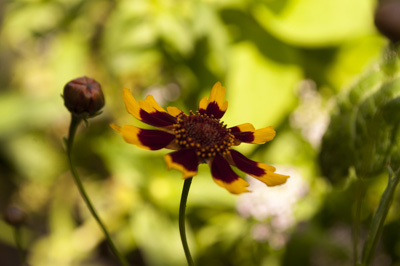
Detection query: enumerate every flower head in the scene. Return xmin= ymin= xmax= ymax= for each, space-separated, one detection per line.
xmin=375 ymin=0 xmax=400 ymax=43
xmin=3 ymin=205 xmax=26 ymax=227
xmin=63 ymin=76 xmax=105 ymax=118
xmin=111 ymin=82 xmax=289 ymax=194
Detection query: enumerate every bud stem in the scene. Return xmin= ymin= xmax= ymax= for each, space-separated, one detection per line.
xmin=66 ymin=114 xmax=128 ymax=266
xmin=13 ymin=226 xmax=26 ymax=264
xmin=179 ymin=177 xmax=195 ymax=266
xmin=352 ymin=171 xmax=365 ymax=266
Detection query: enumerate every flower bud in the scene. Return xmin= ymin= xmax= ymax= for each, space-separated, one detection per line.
xmin=63 ymin=76 xmax=105 ymax=117
xmin=375 ymin=0 xmax=400 ymax=43
xmin=3 ymin=206 xmax=26 ymax=227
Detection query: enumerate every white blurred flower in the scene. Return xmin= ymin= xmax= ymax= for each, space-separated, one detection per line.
xmin=236 ymin=167 xmax=309 ymax=248
xmin=290 ymin=79 xmax=333 ymax=148
xmin=144 ymin=82 xmax=181 ymax=106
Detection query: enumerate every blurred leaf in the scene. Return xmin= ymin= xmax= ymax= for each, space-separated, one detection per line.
xmin=224 ymin=42 xmax=301 ymax=131
xmin=0 ymin=0 xmax=394 ymax=264
xmin=130 ymin=205 xmax=187 ymax=266
xmin=326 ymin=36 xmax=386 ymax=91
xmin=253 ymin=0 xmax=375 ymax=47
xmin=320 ymin=47 xmax=400 ymax=183
xmin=220 ymin=8 xmax=300 ymax=65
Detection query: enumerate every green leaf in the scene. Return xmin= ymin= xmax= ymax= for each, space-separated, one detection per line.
xmin=319 ymin=47 xmax=400 ymax=183
xmin=252 ymin=0 xmax=375 ymax=47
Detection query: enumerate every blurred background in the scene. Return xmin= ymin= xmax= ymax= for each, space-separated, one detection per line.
xmin=0 ymin=0 xmax=398 ymax=265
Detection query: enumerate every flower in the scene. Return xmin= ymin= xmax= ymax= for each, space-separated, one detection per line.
xmin=3 ymin=205 xmax=26 ymax=227
xmin=111 ymin=82 xmax=289 ymax=194
xmin=63 ymin=76 xmax=105 ymax=117
xmin=374 ymin=0 xmax=400 ymax=43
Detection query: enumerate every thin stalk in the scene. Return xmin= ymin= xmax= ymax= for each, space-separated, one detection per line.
xmin=179 ymin=178 xmax=194 ymax=266
xmin=66 ymin=114 xmax=128 ymax=266
xmin=14 ymin=226 xmax=25 ymax=264
xmin=361 ymin=166 xmax=400 ymax=265
xmin=353 ymin=175 xmax=365 ymax=266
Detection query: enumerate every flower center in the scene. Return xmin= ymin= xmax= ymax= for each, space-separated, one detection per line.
xmin=173 ymin=112 xmax=234 ymax=158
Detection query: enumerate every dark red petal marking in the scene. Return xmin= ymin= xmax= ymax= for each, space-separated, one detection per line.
xmin=206 ymin=102 xmax=226 ymax=119
xmin=229 ymin=126 xmax=241 ymax=134
xmin=139 ymin=109 xmax=177 ymax=127
xmin=211 ymin=153 xmax=240 ymax=183
xmin=167 ymin=148 xmax=200 ymax=173
xmin=230 ymin=149 xmax=265 ymax=177
xmin=198 ymin=108 xmax=206 ymax=115
xmin=231 ymin=131 xmax=255 ymax=143
xmin=137 ymin=128 xmax=175 ymax=150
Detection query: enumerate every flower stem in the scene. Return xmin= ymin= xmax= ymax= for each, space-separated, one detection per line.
xmin=13 ymin=226 xmax=25 ymax=264
xmin=66 ymin=114 xmax=128 ymax=266
xmin=179 ymin=177 xmax=194 ymax=266
xmin=361 ymin=165 xmax=400 ymax=265
xmin=352 ymin=173 xmax=365 ymax=266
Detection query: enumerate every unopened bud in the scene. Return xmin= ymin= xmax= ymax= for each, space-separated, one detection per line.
xmin=375 ymin=0 xmax=400 ymax=43
xmin=63 ymin=76 xmax=105 ymax=117
xmin=4 ymin=206 xmax=26 ymax=227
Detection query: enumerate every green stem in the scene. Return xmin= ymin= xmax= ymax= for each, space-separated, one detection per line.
xmin=179 ymin=178 xmax=194 ymax=266
xmin=66 ymin=114 xmax=128 ymax=266
xmin=14 ymin=226 xmax=25 ymax=264
xmin=361 ymin=166 xmax=400 ymax=265
xmin=353 ymin=174 xmax=365 ymax=266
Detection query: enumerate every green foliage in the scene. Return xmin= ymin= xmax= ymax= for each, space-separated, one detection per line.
xmin=1 ymin=0 xmax=399 ymax=265
xmin=320 ymin=47 xmax=400 ymax=183
xmin=361 ymin=166 xmax=400 ymax=265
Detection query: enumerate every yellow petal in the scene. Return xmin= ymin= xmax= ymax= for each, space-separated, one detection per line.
xmin=198 ymin=96 xmax=208 ymax=111
xmin=213 ymin=178 xmax=250 ymax=194
xmin=257 ymin=172 xmax=289 ymax=186
xmin=221 ymin=101 xmax=228 ymax=112
xmin=164 ymin=154 xmax=197 ymax=179
xmin=122 ymin=88 xmax=141 ymax=120
xmin=167 ymin=106 xmax=183 ymax=117
xmin=208 ymin=82 xmax=228 ymax=112
xmin=257 ymin=162 xmax=277 ymax=172
xmin=235 ymin=123 xmax=256 ymax=132
xmin=252 ymin=126 xmax=276 ymax=144
xmin=110 ymin=123 xmax=122 ymax=133
xmin=208 ymin=82 xmax=226 ymax=104
xmin=120 ymin=125 xmax=151 ymax=150
xmin=140 ymin=95 xmax=167 ymax=113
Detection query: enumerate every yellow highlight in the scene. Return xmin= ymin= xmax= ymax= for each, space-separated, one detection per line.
xmin=164 ymin=154 xmax=197 ymax=179
xmin=213 ymin=177 xmax=250 ymax=194
xmin=252 ymin=126 xmax=276 ymax=144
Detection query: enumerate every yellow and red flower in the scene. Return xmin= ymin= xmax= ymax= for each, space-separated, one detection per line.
xmin=111 ymin=82 xmax=289 ymax=194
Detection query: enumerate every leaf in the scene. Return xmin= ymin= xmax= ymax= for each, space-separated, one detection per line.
xmin=319 ymin=47 xmax=400 ymax=183
xmin=252 ymin=0 xmax=375 ymax=47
